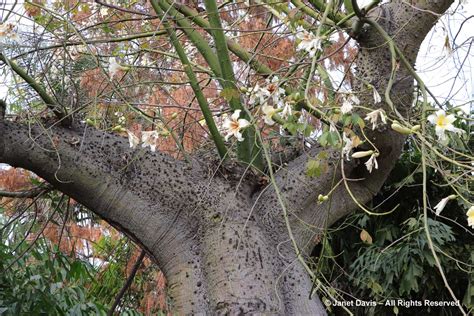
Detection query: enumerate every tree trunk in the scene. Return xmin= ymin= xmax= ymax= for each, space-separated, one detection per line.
xmin=0 ymin=0 xmax=453 ymax=314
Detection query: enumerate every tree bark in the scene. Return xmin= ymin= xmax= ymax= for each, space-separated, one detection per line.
xmin=0 ymin=0 xmax=453 ymax=314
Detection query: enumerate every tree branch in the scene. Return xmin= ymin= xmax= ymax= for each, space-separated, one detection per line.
xmin=107 ymin=250 xmax=146 ymax=316
xmin=0 ymin=54 xmax=71 ymax=125
xmin=0 ymin=183 xmax=53 ymax=198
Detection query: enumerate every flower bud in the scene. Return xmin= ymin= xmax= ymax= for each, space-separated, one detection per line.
xmin=411 ymin=125 xmax=421 ymax=132
xmin=352 ymin=150 xmax=374 ymax=158
xmin=318 ymin=194 xmax=329 ymax=203
xmin=391 ymin=122 xmax=412 ymax=135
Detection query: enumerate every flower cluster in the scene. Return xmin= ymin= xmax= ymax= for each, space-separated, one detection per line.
xmin=248 ymin=76 xmax=285 ymax=107
xmin=247 ymin=76 xmax=293 ymax=125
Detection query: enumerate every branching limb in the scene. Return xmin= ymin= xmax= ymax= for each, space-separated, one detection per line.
xmin=150 ymin=0 xmax=228 ymax=159
xmin=0 ymin=54 xmax=71 ymax=125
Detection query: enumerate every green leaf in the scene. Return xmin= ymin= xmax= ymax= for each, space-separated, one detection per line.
xmin=220 ymin=88 xmax=240 ymax=101
xmin=306 ymin=159 xmax=322 ymax=177
xmin=318 ymin=131 xmax=329 ymax=146
xmin=352 ymin=113 xmax=365 ymax=128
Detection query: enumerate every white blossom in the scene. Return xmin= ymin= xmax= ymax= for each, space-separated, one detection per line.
xmin=126 ymin=130 xmax=139 ymax=149
xmin=141 ymin=131 xmax=160 ymax=152
xmin=248 ymin=77 xmax=285 ymax=107
xmin=248 ymin=84 xmax=267 ymax=105
xmin=365 ymin=109 xmax=387 ymax=130
xmin=341 ymin=100 xmax=353 ymax=114
xmin=364 ymin=153 xmax=379 ymax=173
xmin=467 ymin=206 xmax=474 ymax=229
xmin=296 ymin=26 xmax=322 ymax=57
xmin=341 ymin=95 xmax=360 ymax=114
xmin=433 ymin=195 xmax=456 ymax=216
xmin=280 ymin=102 xmax=293 ymax=119
xmin=342 ymin=132 xmax=353 ymax=161
xmin=262 ymin=105 xmax=278 ymax=125
xmin=427 ymin=109 xmax=464 ymax=142
xmin=222 ymin=110 xmax=250 ymax=142
xmin=108 ymin=58 xmax=129 ymax=78
xmin=373 ymin=88 xmax=382 ymax=104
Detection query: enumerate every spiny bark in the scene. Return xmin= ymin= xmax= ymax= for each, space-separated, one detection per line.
xmin=0 ymin=0 xmax=453 ymax=314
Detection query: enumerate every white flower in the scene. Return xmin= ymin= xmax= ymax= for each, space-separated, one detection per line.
xmin=364 ymin=153 xmax=379 ymax=173
xmin=264 ymin=76 xmax=285 ymax=104
xmin=100 ymin=7 xmax=109 ymax=16
xmin=108 ymin=58 xmax=129 ymax=78
xmin=373 ymin=88 xmax=382 ymax=104
xmin=365 ymin=109 xmax=387 ymax=130
xmin=248 ymin=77 xmax=285 ymax=107
xmin=248 ymin=84 xmax=266 ymax=105
xmin=433 ymin=195 xmax=456 ymax=216
xmin=342 ymin=132 xmax=353 ymax=161
xmin=341 ymin=100 xmax=353 ymax=114
xmin=141 ymin=131 xmax=159 ymax=152
xmin=126 ymin=130 xmax=139 ymax=149
xmin=467 ymin=206 xmax=474 ymax=229
xmin=280 ymin=102 xmax=293 ymax=119
xmin=262 ymin=105 xmax=278 ymax=125
xmin=427 ymin=110 xmax=464 ymax=142
xmin=222 ymin=110 xmax=251 ymax=142
xmin=341 ymin=94 xmax=359 ymax=114
xmin=296 ymin=26 xmax=322 ymax=57
xmin=352 ymin=150 xmax=379 ymax=173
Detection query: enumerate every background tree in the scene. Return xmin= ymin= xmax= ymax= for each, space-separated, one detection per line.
xmin=0 ymin=0 xmax=472 ymax=315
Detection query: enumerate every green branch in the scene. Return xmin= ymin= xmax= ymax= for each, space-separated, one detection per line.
xmin=150 ymin=0 xmax=228 ymax=159
xmin=203 ymin=0 xmax=263 ymax=169
xmin=307 ymin=0 xmax=352 ymax=28
xmin=0 ymin=53 xmax=70 ymax=124
xmin=171 ymin=1 xmax=273 ymax=76
xmin=156 ymin=0 xmax=222 ymax=79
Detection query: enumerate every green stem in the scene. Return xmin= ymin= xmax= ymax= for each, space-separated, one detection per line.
xmin=171 ymin=1 xmax=273 ymax=75
xmin=150 ymin=0 xmax=228 ymax=160
xmin=0 ymin=53 xmax=69 ymax=124
xmin=156 ymin=0 xmax=222 ymax=79
xmin=307 ymin=0 xmax=352 ymax=28
xmin=203 ymin=0 xmax=263 ymax=169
